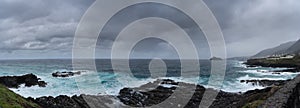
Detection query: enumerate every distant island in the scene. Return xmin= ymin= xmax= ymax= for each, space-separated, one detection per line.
xmin=210 ymin=56 xmax=223 ymax=60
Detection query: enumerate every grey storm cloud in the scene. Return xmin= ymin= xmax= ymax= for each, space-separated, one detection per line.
xmin=0 ymin=0 xmax=299 ymax=59
xmin=0 ymin=0 xmax=94 ymax=57
xmin=211 ymin=0 xmax=300 ymax=57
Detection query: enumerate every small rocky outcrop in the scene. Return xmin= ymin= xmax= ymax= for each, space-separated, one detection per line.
xmin=210 ymin=57 xmax=223 ymax=61
xmin=52 ymin=71 xmax=81 ymax=77
xmin=0 ymin=73 xmax=47 ymax=88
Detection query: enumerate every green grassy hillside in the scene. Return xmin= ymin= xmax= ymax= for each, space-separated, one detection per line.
xmin=0 ymin=84 xmax=40 ymax=108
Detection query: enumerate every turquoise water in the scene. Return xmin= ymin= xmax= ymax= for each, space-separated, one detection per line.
xmin=0 ymin=59 xmax=298 ymax=98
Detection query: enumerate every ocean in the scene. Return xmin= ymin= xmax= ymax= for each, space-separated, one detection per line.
xmin=0 ymin=59 xmax=298 ymax=98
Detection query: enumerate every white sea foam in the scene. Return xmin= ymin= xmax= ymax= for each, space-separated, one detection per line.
xmin=235 ymin=61 xmax=247 ymax=68
xmin=237 ymin=74 xmax=291 ymax=81
xmin=10 ymin=84 xmax=81 ymax=98
xmin=159 ymin=84 xmax=178 ymax=88
xmin=7 ymin=71 xmax=298 ymax=98
xmin=239 ymin=70 xmax=299 ymax=77
xmin=220 ymin=81 xmax=265 ymax=93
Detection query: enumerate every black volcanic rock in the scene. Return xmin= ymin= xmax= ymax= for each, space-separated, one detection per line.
xmin=52 ymin=71 xmax=81 ymax=77
xmin=118 ymin=79 xmax=178 ymax=107
xmin=30 ymin=95 xmax=120 ymax=108
xmin=32 ymin=95 xmax=88 ymax=108
xmin=117 ymin=79 xmax=280 ymax=108
xmin=0 ymin=73 xmax=47 ymax=88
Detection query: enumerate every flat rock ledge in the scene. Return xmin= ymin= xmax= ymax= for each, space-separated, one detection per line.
xmin=260 ymin=75 xmax=300 ymax=108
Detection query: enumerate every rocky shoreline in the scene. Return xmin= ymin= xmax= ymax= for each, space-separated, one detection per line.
xmin=0 ymin=73 xmax=299 ymax=108
xmin=117 ymin=79 xmax=282 ymax=108
xmin=23 ymin=79 xmax=288 ymax=108
xmin=5 ymin=79 xmax=281 ymax=108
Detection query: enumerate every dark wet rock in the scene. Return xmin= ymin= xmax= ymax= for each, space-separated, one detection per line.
xmin=118 ymin=79 xmax=177 ymax=107
xmin=0 ymin=73 xmax=47 ymax=88
xmin=30 ymin=95 xmax=123 ymax=108
xmin=52 ymin=71 xmax=81 ymax=77
xmin=240 ymin=79 xmax=289 ymax=87
xmin=31 ymin=95 xmax=89 ymax=108
xmin=37 ymin=81 xmax=47 ymax=87
xmin=274 ymin=68 xmax=300 ymax=72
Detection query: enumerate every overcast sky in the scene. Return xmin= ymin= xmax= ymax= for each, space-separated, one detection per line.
xmin=0 ymin=0 xmax=299 ymax=59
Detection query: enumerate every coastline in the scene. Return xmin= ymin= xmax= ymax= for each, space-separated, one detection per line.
xmin=0 ymin=73 xmax=298 ymax=108
xmin=1 ymin=59 xmax=300 ymax=107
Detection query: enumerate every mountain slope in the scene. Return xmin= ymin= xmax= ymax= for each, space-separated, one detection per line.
xmin=285 ymin=39 xmax=300 ymax=54
xmin=253 ymin=41 xmax=296 ymax=58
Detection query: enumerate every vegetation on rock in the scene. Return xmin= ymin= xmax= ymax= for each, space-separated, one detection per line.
xmin=0 ymin=84 xmax=40 ymax=108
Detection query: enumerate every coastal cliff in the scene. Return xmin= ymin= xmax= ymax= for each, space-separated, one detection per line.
xmin=245 ymin=55 xmax=300 ymax=72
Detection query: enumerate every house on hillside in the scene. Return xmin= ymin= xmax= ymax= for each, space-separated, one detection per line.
xmin=280 ymin=54 xmax=294 ymax=59
xmin=267 ymin=54 xmax=294 ymax=60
